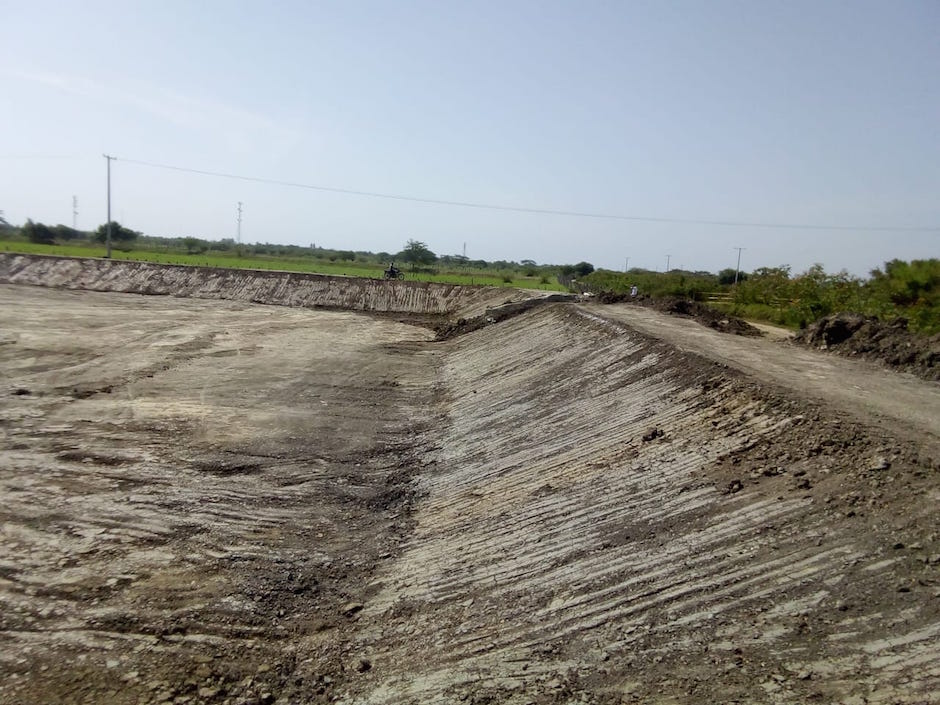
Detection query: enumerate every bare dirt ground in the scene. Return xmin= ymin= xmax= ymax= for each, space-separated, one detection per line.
xmin=2 ymin=284 xmax=939 ymax=705
xmin=747 ymin=321 xmax=795 ymax=341
xmin=0 ymin=285 xmax=441 ymax=705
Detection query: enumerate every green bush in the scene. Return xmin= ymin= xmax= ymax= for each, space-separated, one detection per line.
xmin=582 ymin=269 xmax=717 ymax=300
xmin=584 ymin=260 xmax=940 ymax=335
xmin=22 ymin=220 xmax=56 ymax=245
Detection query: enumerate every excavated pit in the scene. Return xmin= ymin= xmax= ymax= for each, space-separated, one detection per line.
xmin=1 ymin=257 xmax=938 ymax=705
xmin=0 ymin=253 xmax=556 ymax=320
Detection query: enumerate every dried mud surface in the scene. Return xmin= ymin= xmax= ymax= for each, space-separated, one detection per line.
xmin=2 ymin=285 xmax=939 ymax=704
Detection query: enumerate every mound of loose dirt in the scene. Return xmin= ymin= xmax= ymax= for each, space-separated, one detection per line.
xmin=596 ymin=293 xmax=762 ymax=336
xmin=435 ymin=294 xmax=577 ymax=340
xmin=795 ymin=312 xmax=940 ymax=381
xmin=435 ymin=315 xmax=489 ymax=339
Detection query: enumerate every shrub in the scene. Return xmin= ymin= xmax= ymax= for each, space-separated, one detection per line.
xmin=23 ymin=220 xmax=56 ymax=245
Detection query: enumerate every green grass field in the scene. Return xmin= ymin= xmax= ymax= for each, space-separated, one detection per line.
xmin=0 ymin=240 xmax=566 ymax=291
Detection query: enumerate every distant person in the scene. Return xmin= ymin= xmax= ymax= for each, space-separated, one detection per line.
xmin=630 ymin=285 xmax=638 ymax=297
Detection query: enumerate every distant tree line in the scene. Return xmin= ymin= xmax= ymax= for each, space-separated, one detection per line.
xmin=582 ymin=259 xmax=940 ymax=334
xmin=22 ymin=220 xmax=85 ymax=245
xmin=20 ymin=220 xmax=140 ymax=250
xmin=6 ymin=217 xmax=937 ymax=332
xmin=5 ymin=221 xmax=602 ymax=279
xmin=728 ymin=260 xmax=940 ymax=332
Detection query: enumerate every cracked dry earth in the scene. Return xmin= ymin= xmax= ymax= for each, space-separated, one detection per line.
xmin=1 ymin=283 xmax=939 ymax=705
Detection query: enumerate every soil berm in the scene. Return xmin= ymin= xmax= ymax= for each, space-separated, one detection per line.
xmin=1 ymin=254 xmax=938 ymax=704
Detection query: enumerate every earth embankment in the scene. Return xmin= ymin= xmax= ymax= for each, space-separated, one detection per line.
xmin=1 ymin=283 xmax=938 ymax=704
xmin=0 ymin=253 xmax=548 ymax=319
xmin=348 ymin=304 xmax=939 ymax=704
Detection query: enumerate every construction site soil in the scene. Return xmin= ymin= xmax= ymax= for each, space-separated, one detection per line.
xmin=593 ymin=294 xmax=762 ymax=337
xmin=795 ymin=312 xmax=940 ymax=382
xmin=1 ymin=259 xmax=939 ymax=705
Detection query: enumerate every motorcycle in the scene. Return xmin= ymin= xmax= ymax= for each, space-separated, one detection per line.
xmin=383 ymin=265 xmax=405 ymax=280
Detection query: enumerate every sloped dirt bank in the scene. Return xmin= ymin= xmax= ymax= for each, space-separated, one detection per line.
xmin=340 ymin=304 xmax=939 ymax=704
xmin=2 ymin=287 xmax=938 ymax=704
xmin=434 ymin=293 xmax=577 ymax=339
xmin=0 ymin=253 xmax=543 ymax=319
xmin=589 ymin=302 xmax=940 ymax=445
xmin=795 ymin=312 xmax=939 ymax=381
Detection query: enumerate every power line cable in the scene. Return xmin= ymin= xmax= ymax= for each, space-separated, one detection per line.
xmin=0 ymin=154 xmax=84 ymax=160
xmin=114 ymin=155 xmax=938 ymax=233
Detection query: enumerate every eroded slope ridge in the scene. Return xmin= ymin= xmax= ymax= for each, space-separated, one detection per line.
xmin=346 ymin=305 xmax=939 ymax=704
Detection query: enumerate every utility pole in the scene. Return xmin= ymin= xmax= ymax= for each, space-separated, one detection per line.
xmin=733 ymin=247 xmax=745 ymax=285
xmin=103 ymin=154 xmax=115 ymax=258
xmin=72 ymin=196 xmax=78 ymax=230
xmin=624 ymin=257 xmax=629 ymax=273
xmin=237 ymin=201 xmax=243 ymax=244
xmin=665 ymin=254 xmax=671 ymax=272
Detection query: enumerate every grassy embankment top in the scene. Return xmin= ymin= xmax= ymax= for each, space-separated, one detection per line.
xmin=0 ymin=239 xmax=568 ymax=292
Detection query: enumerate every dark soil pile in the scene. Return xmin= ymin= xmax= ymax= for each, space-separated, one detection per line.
xmin=795 ymin=312 xmax=940 ymax=381
xmin=596 ymin=293 xmax=762 ymax=337
xmin=435 ymin=315 xmax=489 ymax=340
xmin=435 ymin=295 xmax=577 ymax=340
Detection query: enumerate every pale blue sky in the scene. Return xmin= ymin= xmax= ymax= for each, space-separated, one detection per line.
xmin=1 ymin=0 xmax=937 ymax=274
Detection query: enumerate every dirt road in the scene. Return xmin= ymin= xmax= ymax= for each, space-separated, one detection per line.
xmin=586 ymin=302 xmax=940 ymax=446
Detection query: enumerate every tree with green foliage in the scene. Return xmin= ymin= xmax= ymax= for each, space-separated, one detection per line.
xmin=560 ymin=262 xmax=595 ymax=278
xmin=870 ymin=259 xmax=939 ymax=307
xmin=573 ymin=261 xmax=594 ymax=277
xmin=93 ymin=222 xmax=139 ymax=249
xmin=581 ymin=268 xmax=717 ymax=299
xmin=53 ymin=224 xmax=83 ymax=241
xmin=718 ymin=268 xmax=748 ymax=285
xmin=398 ymin=239 xmax=437 ymax=268
xmin=21 ymin=220 xmax=85 ymax=244
xmin=22 ymin=219 xmax=57 ymax=245
xmin=787 ymin=264 xmax=863 ymax=326
xmin=734 ymin=266 xmax=792 ymax=305
xmin=180 ymin=237 xmax=206 ymax=254
xmin=867 ymin=259 xmax=940 ymax=331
